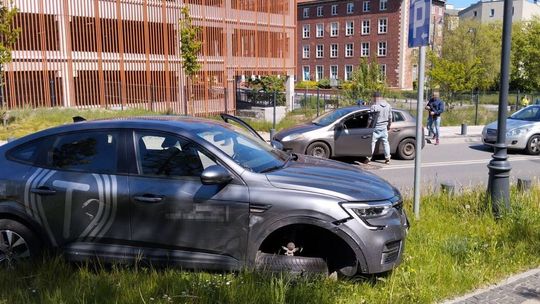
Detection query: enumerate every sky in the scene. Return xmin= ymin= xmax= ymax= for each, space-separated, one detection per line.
xmin=447 ymin=0 xmax=478 ymax=9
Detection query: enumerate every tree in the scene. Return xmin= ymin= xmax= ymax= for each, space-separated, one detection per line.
xmin=342 ymin=58 xmax=387 ymax=102
xmin=0 ymin=2 xmax=20 ymax=109
xmin=511 ymin=18 xmax=540 ymax=92
xmin=179 ymin=6 xmax=202 ymax=114
xmin=428 ymin=20 xmax=501 ymax=98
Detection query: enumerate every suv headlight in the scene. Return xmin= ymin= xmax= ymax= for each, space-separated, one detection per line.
xmin=281 ymin=133 xmax=305 ymax=142
xmin=506 ymin=127 xmax=530 ymax=137
xmin=341 ymin=196 xmax=402 ymax=229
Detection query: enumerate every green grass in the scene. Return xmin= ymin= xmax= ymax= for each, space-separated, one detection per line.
xmin=1 ymin=187 xmax=539 ymax=304
xmin=393 ymin=103 xmax=499 ymax=126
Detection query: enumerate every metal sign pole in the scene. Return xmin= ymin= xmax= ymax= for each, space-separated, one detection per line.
xmin=414 ymin=46 xmax=426 ymax=219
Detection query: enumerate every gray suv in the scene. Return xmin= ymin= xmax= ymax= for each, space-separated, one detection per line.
xmin=0 ymin=115 xmax=408 ymax=276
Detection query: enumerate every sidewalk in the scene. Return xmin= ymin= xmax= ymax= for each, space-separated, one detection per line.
xmin=442 ymin=267 xmax=540 ymax=304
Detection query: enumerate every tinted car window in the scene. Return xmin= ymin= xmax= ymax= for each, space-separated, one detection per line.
xmin=312 ymin=108 xmax=357 ymax=127
xmin=44 ymin=131 xmax=119 ymax=174
xmin=510 ymin=106 xmax=540 ymax=121
xmin=392 ymin=111 xmax=404 ymax=122
xmin=135 ymin=132 xmax=216 ymax=178
xmin=344 ymin=113 xmax=370 ymax=129
xmin=7 ymin=139 xmax=44 ymax=164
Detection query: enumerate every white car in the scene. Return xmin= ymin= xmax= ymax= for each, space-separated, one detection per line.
xmin=482 ymin=105 xmax=540 ymax=155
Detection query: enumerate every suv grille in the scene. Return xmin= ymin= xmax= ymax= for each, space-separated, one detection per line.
xmin=381 ymin=240 xmax=402 ymax=264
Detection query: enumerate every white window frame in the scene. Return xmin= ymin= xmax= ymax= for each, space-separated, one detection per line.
xmin=330 ymin=44 xmax=338 ymax=58
xmin=380 ymin=0 xmax=388 ymax=11
xmin=303 ymin=8 xmax=310 ymax=18
xmin=303 ymin=45 xmax=310 ymax=59
xmin=303 ymin=25 xmax=310 ymax=38
xmin=489 ymin=8 xmax=495 ymax=17
xmin=331 ymin=4 xmax=338 ymax=15
xmin=345 ymin=65 xmax=354 ymax=81
xmin=316 ymin=65 xmax=324 ymax=81
xmin=345 ymin=43 xmax=354 ymax=57
xmin=302 ymin=66 xmax=311 ymax=81
xmin=361 ymin=42 xmax=370 ymax=57
xmin=346 ymin=21 xmax=354 ymax=36
xmin=377 ymin=41 xmax=387 ymax=57
xmin=379 ymin=64 xmax=387 ymax=81
xmin=362 ymin=20 xmax=370 ymax=35
xmin=378 ymin=18 xmax=388 ymax=34
xmin=316 ymin=44 xmax=324 ymax=58
xmin=363 ymin=1 xmax=370 ymax=12
xmin=330 ymin=22 xmax=339 ymax=37
xmin=316 ymin=23 xmax=324 ymax=38
xmin=330 ymin=65 xmax=339 ymax=80
xmin=347 ymin=2 xmax=354 ymax=14
xmin=317 ymin=6 xmax=323 ymax=17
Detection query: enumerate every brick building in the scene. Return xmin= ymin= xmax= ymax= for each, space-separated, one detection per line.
xmin=297 ymin=0 xmax=411 ymax=89
xmin=1 ymin=0 xmax=296 ymax=114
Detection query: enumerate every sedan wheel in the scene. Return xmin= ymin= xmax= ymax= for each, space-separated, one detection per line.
xmin=0 ymin=220 xmax=40 ymax=268
xmin=526 ymin=135 xmax=540 ymax=155
xmin=397 ymin=138 xmax=416 ymax=160
xmin=306 ymin=142 xmax=330 ymax=159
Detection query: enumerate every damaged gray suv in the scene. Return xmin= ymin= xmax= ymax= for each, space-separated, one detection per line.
xmin=0 ymin=114 xmax=408 ymax=277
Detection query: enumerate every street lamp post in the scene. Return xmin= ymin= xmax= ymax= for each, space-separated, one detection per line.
xmin=487 ymin=0 xmax=513 ymax=216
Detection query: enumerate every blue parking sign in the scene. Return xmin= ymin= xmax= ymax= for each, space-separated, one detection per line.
xmin=408 ymin=0 xmax=431 ymax=47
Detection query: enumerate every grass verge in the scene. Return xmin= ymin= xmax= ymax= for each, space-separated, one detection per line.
xmin=0 ymin=187 xmax=539 ymax=304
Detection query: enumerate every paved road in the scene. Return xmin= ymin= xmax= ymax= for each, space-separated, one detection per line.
xmin=344 ymin=138 xmax=540 ymax=194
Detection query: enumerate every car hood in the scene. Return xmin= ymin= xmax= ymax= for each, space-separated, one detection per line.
xmin=274 ymin=123 xmax=322 ymax=140
xmin=266 ymin=156 xmax=398 ymax=202
xmin=485 ymin=119 xmax=536 ymax=131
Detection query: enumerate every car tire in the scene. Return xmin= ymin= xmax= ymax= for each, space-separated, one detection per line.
xmin=0 ymin=219 xmax=41 ymax=268
xmin=397 ymin=138 xmax=416 ymax=160
xmin=306 ymin=142 xmax=331 ymax=159
xmin=255 ymin=252 xmax=328 ymax=275
xmin=525 ymin=135 xmax=540 ymax=155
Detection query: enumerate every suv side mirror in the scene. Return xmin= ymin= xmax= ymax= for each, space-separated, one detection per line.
xmin=201 ymin=165 xmax=233 ymax=185
xmin=271 ymin=140 xmax=284 ymax=150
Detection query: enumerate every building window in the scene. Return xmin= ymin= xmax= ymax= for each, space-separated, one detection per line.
xmin=473 ymin=11 xmax=478 ymax=17
xmin=379 ymin=64 xmax=387 ymax=81
xmin=361 ymin=42 xmax=370 ymax=57
xmin=303 ymin=45 xmax=310 ymax=59
xmin=303 ymin=25 xmax=310 ymax=38
xmin=317 ymin=6 xmax=323 ymax=17
xmin=363 ymin=1 xmax=371 ymax=12
xmin=345 ymin=43 xmax=354 ymax=57
xmin=331 ymin=4 xmax=338 ymax=15
xmin=330 ymin=22 xmax=339 ymax=37
xmin=380 ymin=0 xmax=388 ymax=11
xmin=347 ymin=2 xmax=354 ymax=14
xmin=303 ymin=66 xmax=311 ymax=81
xmin=345 ymin=65 xmax=354 ymax=81
xmin=316 ymin=23 xmax=324 ymax=37
xmin=362 ymin=20 xmax=370 ymax=35
xmin=378 ymin=18 xmax=388 ymax=34
xmin=303 ymin=8 xmax=310 ymax=18
xmin=316 ymin=44 xmax=324 ymax=58
xmin=316 ymin=65 xmax=324 ymax=81
xmin=330 ymin=65 xmax=338 ymax=80
xmin=330 ymin=44 xmax=338 ymax=58
xmin=346 ymin=21 xmax=354 ymax=36
xmin=489 ymin=8 xmax=495 ymax=17
xmin=377 ymin=41 xmax=387 ymax=56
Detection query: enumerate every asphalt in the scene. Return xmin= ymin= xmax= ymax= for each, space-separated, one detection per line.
xmin=1 ymin=126 xmax=539 ymax=303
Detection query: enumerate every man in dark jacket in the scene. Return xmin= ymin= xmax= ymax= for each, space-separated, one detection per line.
xmin=426 ymin=92 xmax=445 ymax=145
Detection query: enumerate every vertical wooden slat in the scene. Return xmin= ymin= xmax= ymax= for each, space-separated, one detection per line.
xmin=116 ymin=0 xmax=127 ymax=109
xmin=94 ymin=0 xmax=106 ymax=107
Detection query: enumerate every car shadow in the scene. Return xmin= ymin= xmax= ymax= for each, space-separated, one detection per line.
xmin=469 ymin=144 xmax=525 ymax=155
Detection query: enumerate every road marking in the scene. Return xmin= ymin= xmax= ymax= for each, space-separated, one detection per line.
xmin=381 ymin=156 xmax=538 ymax=170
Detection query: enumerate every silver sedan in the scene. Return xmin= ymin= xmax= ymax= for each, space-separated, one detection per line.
xmin=482 ymin=105 xmax=540 ymax=155
xmin=274 ymin=106 xmax=423 ymax=160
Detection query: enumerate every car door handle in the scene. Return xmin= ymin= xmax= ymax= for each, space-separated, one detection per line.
xmin=133 ymin=195 xmax=164 ymax=203
xmin=392 ymin=128 xmax=401 ymax=132
xmin=30 ymin=187 xmax=57 ymax=196
xmin=361 ymin=135 xmax=371 ymax=139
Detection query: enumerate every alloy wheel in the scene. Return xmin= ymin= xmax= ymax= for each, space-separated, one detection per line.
xmin=0 ymin=230 xmax=30 ymax=268
xmin=530 ymin=136 xmax=540 ymax=154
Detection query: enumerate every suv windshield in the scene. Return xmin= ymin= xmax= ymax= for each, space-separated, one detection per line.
xmin=312 ymin=108 xmax=357 ymax=126
xmin=195 ymin=124 xmax=288 ymax=173
xmin=509 ymin=106 xmax=540 ymax=122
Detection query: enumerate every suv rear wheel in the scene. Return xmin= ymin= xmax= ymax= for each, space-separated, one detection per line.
xmin=0 ymin=219 xmax=41 ymax=268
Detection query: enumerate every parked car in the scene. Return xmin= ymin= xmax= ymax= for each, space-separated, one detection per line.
xmin=274 ymin=106 xmax=424 ymax=160
xmin=0 ymin=115 xmax=408 ymax=276
xmin=482 ymin=105 xmax=540 ymax=155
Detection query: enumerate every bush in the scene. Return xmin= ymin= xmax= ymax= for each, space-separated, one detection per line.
xmin=295 ymin=81 xmax=318 ymax=89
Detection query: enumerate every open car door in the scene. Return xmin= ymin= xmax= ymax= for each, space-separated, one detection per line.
xmin=220 ymin=113 xmax=284 ymax=150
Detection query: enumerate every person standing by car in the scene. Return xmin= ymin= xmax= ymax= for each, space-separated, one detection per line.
xmin=365 ymin=91 xmax=392 ymax=164
xmin=426 ymin=92 xmax=445 ymax=145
